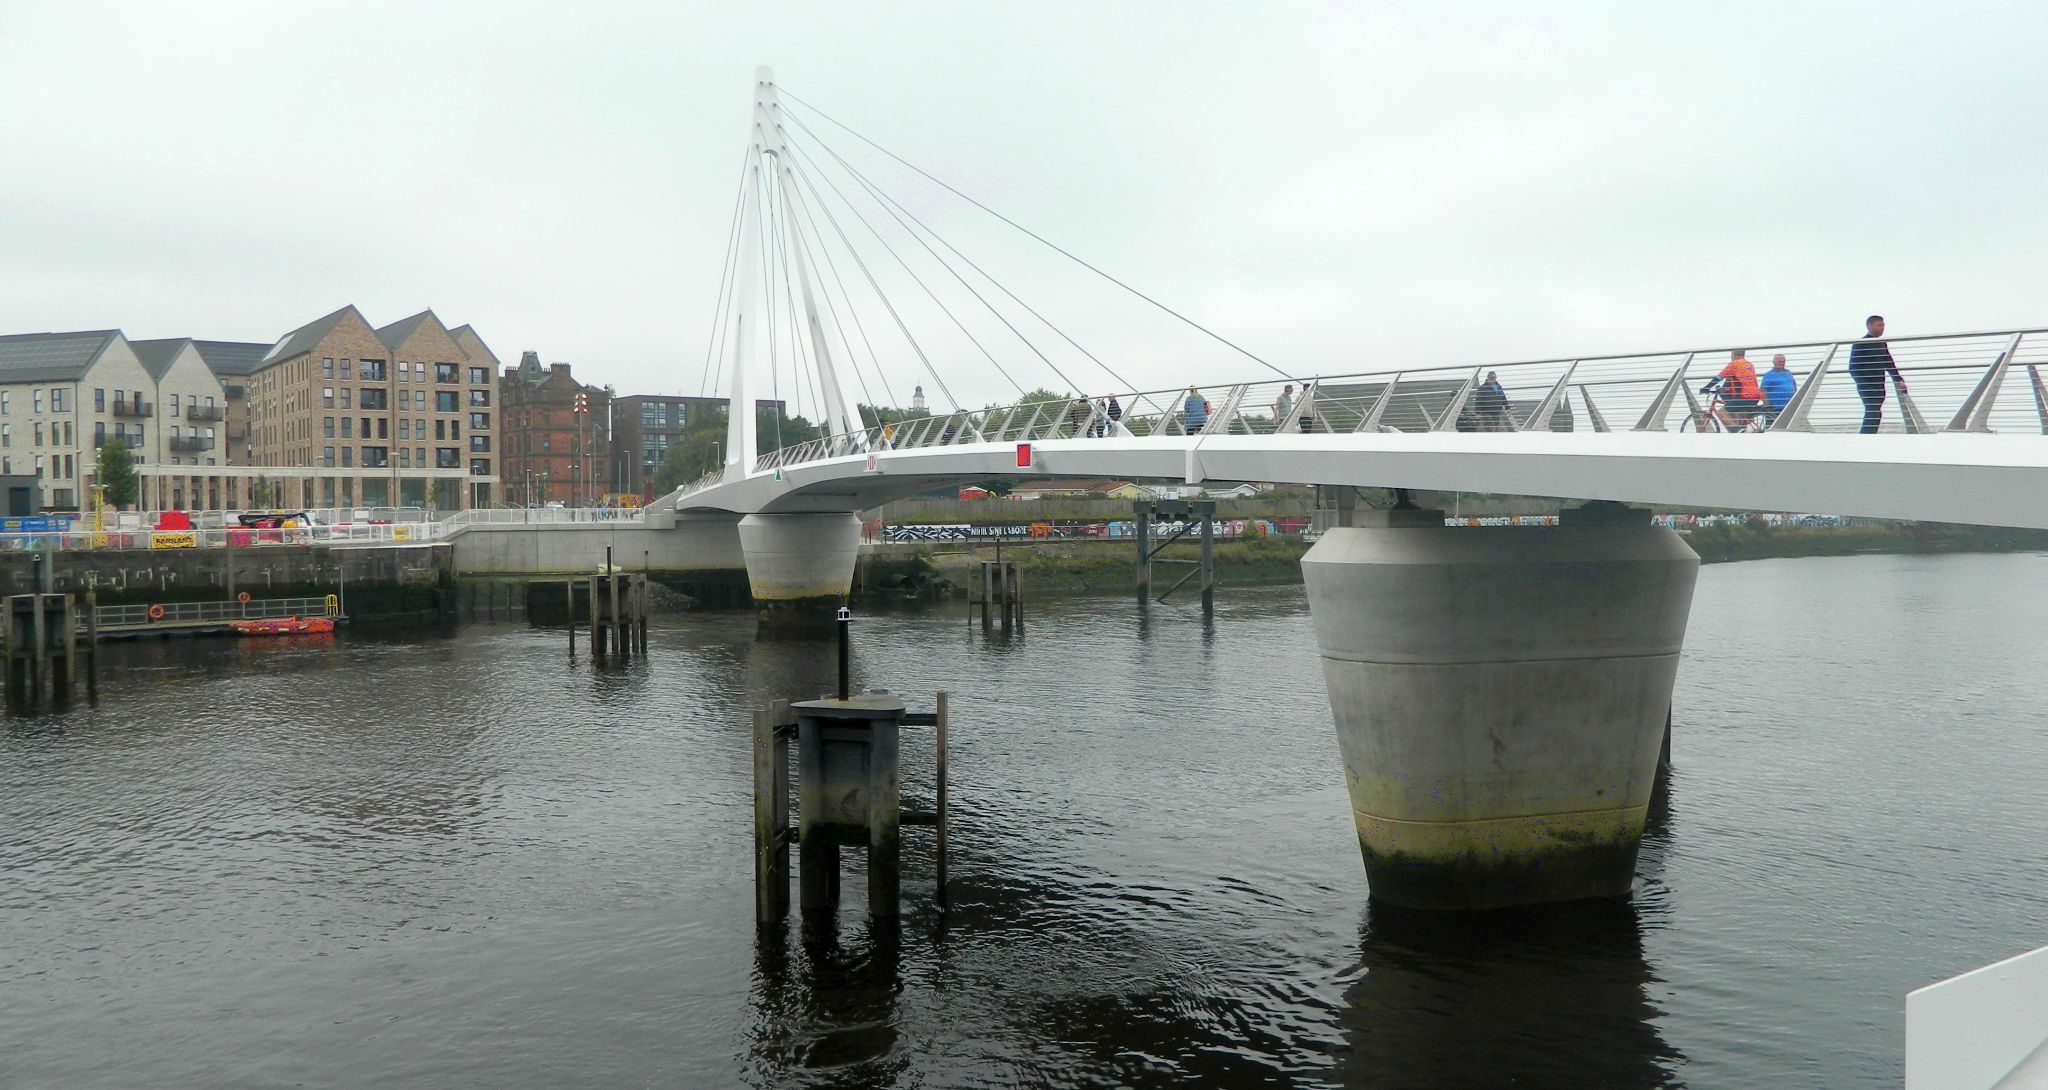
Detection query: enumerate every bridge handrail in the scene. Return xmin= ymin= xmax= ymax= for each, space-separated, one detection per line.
xmin=656 ymin=325 xmax=2048 ymax=505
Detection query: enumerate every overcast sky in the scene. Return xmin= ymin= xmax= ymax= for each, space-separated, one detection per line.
xmin=4 ymin=1 xmax=2045 ymax=414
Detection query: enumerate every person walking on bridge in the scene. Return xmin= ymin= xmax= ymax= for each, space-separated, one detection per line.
xmin=1759 ymin=353 xmax=1797 ymax=423
xmin=1475 ymin=371 xmax=1510 ymax=431
xmin=1272 ymin=384 xmax=1294 ymax=431
xmin=1849 ymin=314 xmax=1906 ymax=434
xmin=1184 ymin=387 xmax=1208 ymax=433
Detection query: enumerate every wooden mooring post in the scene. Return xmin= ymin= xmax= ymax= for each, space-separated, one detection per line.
xmin=1133 ymin=499 xmax=1217 ymax=615
xmin=971 ymin=561 xmax=1023 ymax=631
xmin=583 ymin=571 xmax=650 ymax=662
xmin=3 ymin=593 xmax=97 ymax=713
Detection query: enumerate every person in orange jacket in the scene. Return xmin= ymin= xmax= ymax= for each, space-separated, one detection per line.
xmin=1703 ymin=349 xmax=1764 ymax=430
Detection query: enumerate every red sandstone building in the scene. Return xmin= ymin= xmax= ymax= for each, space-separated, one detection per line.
xmin=501 ymin=352 xmax=610 ymax=506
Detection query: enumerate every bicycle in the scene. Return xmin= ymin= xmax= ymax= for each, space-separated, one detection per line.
xmin=1681 ymin=386 xmax=1771 ymax=433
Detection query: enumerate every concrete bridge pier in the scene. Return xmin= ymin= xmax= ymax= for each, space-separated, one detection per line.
xmin=738 ymin=512 xmax=862 ymax=630
xmin=1300 ymin=503 xmax=1699 ymax=910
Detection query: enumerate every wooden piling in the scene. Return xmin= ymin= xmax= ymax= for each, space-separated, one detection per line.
xmin=754 ymin=699 xmax=792 ymax=924
xmin=607 ymin=570 xmax=623 ymax=659
xmin=935 ymin=690 xmax=949 ymax=910
xmin=566 ymin=579 xmax=576 ymax=656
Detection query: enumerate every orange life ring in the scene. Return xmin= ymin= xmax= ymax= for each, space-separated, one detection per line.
xmin=237 ymin=591 xmax=251 ymax=604
xmin=147 ymin=604 xmax=166 ymax=621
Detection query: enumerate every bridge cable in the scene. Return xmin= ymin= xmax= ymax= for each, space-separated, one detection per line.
xmin=785 ymin=177 xmax=899 ymax=414
xmin=785 ymin=149 xmax=1029 ymax=399
xmin=782 ymin=89 xmax=1293 ymax=381
xmin=786 ymin=113 xmax=1139 ymax=396
xmin=698 ymin=146 xmax=753 ymax=398
xmin=781 ymin=155 xmax=969 ymax=414
xmin=775 ymin=173 xmax=831 ymax=431
xmin=765 ymin=164 xmax=817 ymax=424
xmin=784 ymin=202 xmax=882 ymax=416
xmin=789 ymin=132 xmax=1090 ymax=399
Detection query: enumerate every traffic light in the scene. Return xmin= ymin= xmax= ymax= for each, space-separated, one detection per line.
xmin=573 ymin=391 xmax=589 ymax=414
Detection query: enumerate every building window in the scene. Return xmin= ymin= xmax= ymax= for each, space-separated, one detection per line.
xmin=468 ymin=390 xmax=490 ymax=407
xmin=52 ymin=389 xmax=68 ymax=412
xmin=322 ymin=358 xmax=335 ymax=378
xmin=323 ymin=446 xmax=335 ymax=467
xmin=34 ymin=390 xmax=44 ymax=413
xmin=398 ymin=448 xmax=411 ymax=468
xmin=362 ymin=446 xmax=388 ymax=468
xmin=398 ymin=419 xmax=410 ymax=440
xmin=642 ymin=405 xmax=663 ymax=427
xmin=341 ymin=418 xmax=353 ymax=438
xmin=340 ymin=388 xmax=352 ymax=410
xmin=435 ymin=362 xmax=457 ymax=383
xmin=324 ymin=417 xmax=335 ymax=438
xmin=1 ymin=424 xmax=9 ymax=447
xmin=435 ymin=391 xmax=458 ymax=413
xmin=470 ymin=458 xmax=490 ymax=476
xmin=94 ymin=388 xmax=104 ymax=412
xmin=376 ymin=418 xmax=387 ymax=439
xmin=340 ymin=359 xmax=352 ymax=380
xmin=34 ymin=423 xmax=43 ymax=445
xmin=436 ymin=447 xmax=460 ymax=468
xmin=434 ymin=420 xmax=445 ymax=440
xmin=469 ymin=435 xmax=490 ymax=452
xmin=360 ymin=359 xmax=386 ymax=382
xmin=412 ymin=390 xmax=426 ymax=410
xmin=169 ymin=393 xmax=179 ymax=416
xmin=466 ymin=366 xmax=488 ymax=385
xmin=359 ymin=389 xmax=387 ymax=411
xmin=398 ymin=361 xmax=410 ymax=381
xmin=94 ymin=421 xmax=104 ymax=446
xmin=341 ymin=447 xmax=353 ymax=467
xmin=0 ymin=392 xmax=8 ymax=414
xmin=322 ymin=387 xmax=334 ymax=409
xmin=469 ymin=412 xmax=490 ymax=429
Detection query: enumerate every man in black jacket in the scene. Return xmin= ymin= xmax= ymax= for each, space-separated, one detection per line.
xmin=1847 ymin=314 xmax=1906 ymax=434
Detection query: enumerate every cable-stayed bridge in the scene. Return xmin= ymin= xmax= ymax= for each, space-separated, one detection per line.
xmin=634 ymin=68 xmax=2048 ymax=917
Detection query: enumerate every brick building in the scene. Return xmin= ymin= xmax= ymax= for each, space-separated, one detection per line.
xmin=246 ymin=305 xmax=500 ymax=510
xmin=501 ymin=351 xmax=610 ymax=506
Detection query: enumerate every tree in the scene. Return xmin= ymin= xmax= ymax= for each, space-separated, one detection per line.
xmin=249 ymin=477 xmax=275 ymax=510
xmin=97 ymin=437 xmax=138 ymax=509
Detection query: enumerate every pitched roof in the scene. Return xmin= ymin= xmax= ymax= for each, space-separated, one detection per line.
xmin=192 ymin=339 xmax=274 ymax=377
xmin=129 ymin=337 xmax=194 ymax=381
xmin=261 ymin=304 xmax=362 ymax=365
xmin=375 ymin=309 xmax=444 ymax=352
xmin=449 ymin=324 xmax=499 ymax=367
xmin=0 ymin=329 xmax=122 ymax=383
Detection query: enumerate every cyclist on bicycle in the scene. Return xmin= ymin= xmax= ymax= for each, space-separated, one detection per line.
xmin=1702 ymin=350 xmax=1764 ymax=431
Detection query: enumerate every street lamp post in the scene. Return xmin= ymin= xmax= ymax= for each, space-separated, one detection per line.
xmin=573 ymin=390 xmax=590 ymax=507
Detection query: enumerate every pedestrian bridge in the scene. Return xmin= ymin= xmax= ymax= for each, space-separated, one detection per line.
xmin=639 ymin=68 xmax=2048 ymax=924
xmin=663 ymin=326 xmax=2048 ymax=531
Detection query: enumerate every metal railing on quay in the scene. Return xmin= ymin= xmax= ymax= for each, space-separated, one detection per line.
xmin=95 ymin=596 xmax=340 ymax=628
xmin=666 ymin=326 xmax=2048 ymax=496
xmin=0 ymin=523 xmax=434 ymax=552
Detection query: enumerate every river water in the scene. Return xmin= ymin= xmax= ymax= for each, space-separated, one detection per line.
xmin=4 ymin=552 xmax=2046 ymax=1089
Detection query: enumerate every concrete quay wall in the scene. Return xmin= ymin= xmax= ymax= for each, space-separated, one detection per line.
xmin=0 ymin=543 xmax=454 ymax=620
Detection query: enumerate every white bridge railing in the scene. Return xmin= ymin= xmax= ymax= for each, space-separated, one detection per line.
xmin=679 ymin=325 xmax=2048 ymax=497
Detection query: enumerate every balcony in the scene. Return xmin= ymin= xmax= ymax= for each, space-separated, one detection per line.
xmin=112 ymin=398 xmax=153 ymax=418
xmin=169 ymin=436 xmax=215 ymax=452
xmin=223 ymin=384 xmax=246 ymax=399
xmin=187 ymin=405 xmax=225 ymax=422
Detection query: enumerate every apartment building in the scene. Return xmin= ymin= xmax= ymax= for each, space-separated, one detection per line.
xmin=501 ymin=352 xmax=610 ymax=506
xmin=0 ymin=329 xmax=161 ymax=510
xmin=246 ymin=305 xmax=500 ymax=510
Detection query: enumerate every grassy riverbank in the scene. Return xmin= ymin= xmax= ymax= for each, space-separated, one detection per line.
xmin=904 ymin=521 xmax=2048 ymax=599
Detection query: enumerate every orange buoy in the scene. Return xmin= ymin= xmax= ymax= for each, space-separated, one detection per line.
xmin=237 ymin=591 xmax=251 ymax=604
xmin=147 ymin=604 xmax=166 ymax=621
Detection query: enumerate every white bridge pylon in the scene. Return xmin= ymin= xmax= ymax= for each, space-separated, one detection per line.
xmin=721 ymin=66 xmax=863 ymax=480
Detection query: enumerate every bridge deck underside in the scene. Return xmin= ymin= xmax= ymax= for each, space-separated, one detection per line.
xmin=674 ymin=433 xmax=2048 ymax=530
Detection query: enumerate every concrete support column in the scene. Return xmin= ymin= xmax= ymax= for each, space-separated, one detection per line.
xmin=1301 ymin=504 xmax=1698 ymax=910
xmin=738 ymin=512 xmax=861 ymax=629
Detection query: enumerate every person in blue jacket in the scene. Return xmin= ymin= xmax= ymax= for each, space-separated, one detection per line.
xmin=1184 ymin=387 xmax=1208 ymax=432
xmin=1759 ymin=353 xmax=1798 ymax=420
